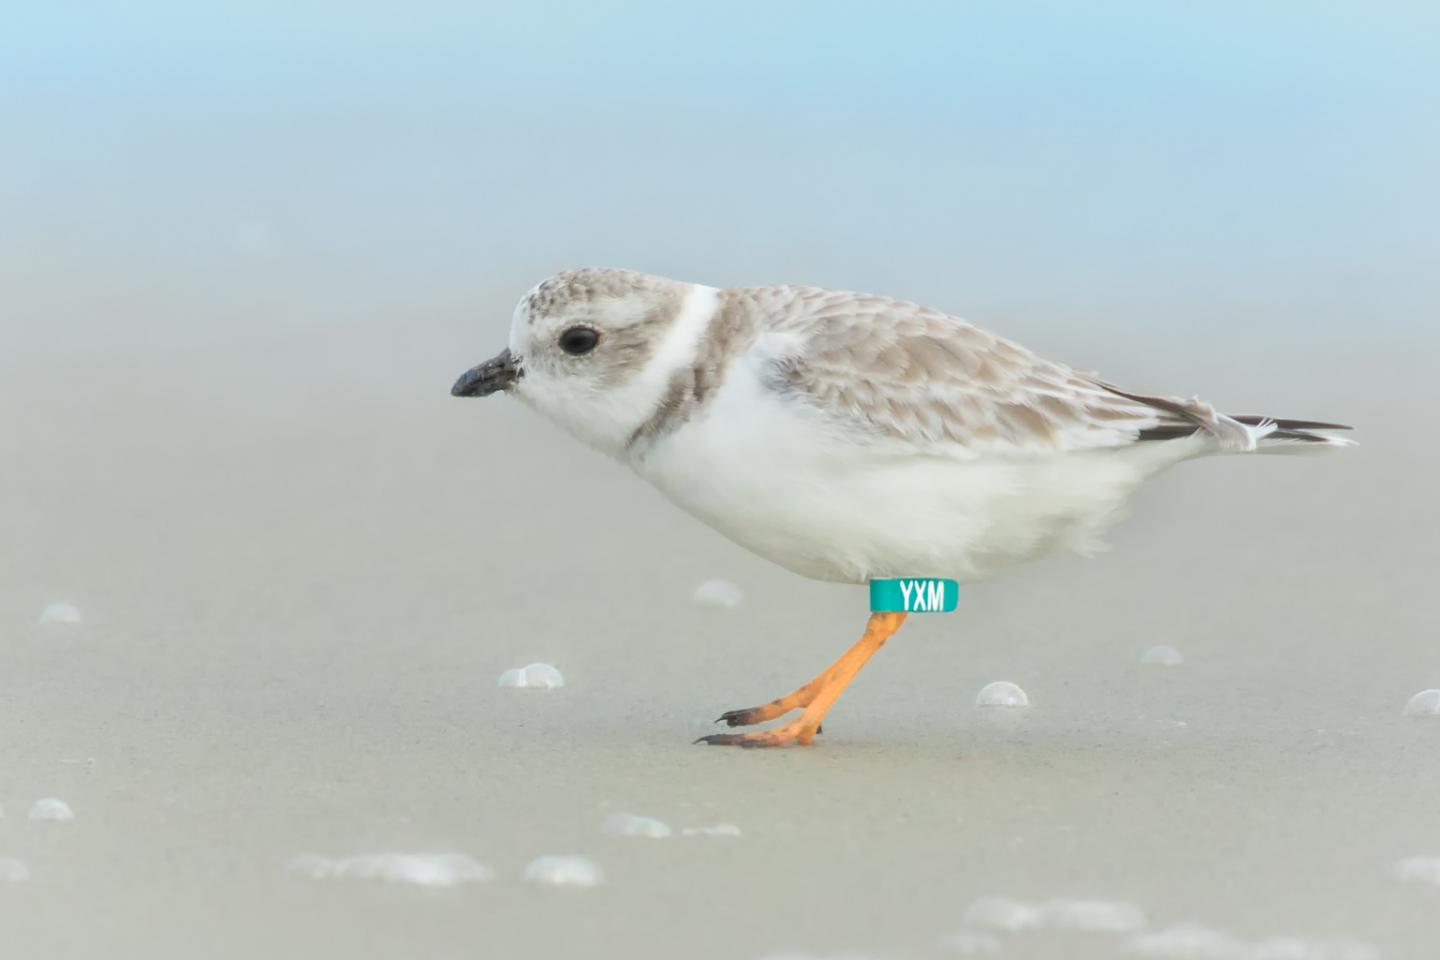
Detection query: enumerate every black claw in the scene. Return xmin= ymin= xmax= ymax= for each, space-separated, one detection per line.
xmin=696 ymin=732 xmax=762 ymax=747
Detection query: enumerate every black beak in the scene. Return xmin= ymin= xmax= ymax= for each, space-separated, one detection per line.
xmin=451 ymin=348 xmax=521 ymax=398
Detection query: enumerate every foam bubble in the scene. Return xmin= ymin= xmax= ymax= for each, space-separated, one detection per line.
xmin=1141 ymin=644 xmax=1185 ymax=666
xmin=0 ymin=859 xmax=29 ymax=882
xmin=975 ymin=682 xmax=1030 ymax=708
xmin=498 ymin=662 xmax=565 ymax=689
xmin=287 ymin=853 xmax=493 ymax=887
xmin=523 ymin=855 xmax=604 ymax=887
xmin=1394 ymin=855 xmax=1440 ymax=884
xmin=1402 ymin=689 xmax=1440 ymax=717
xmin=681 ymin=823 xmax=742 ymax=838
xmin=960 ymin=896 xmax=1043 ymax=931
xmin=1127 ymin=925 xmax=1377 ymax=960
xmin=692 ymin=578 xmax=744 ymax=609
xmin=28 ymin=798 xmax=74 ymax=822
xmin=602 ymin=813 xmax=672 ymax=838
xmin=1252 ymin=939 xmax=1378 ymax=960
xmin=39 ymin=602 xmax=82 ymax=625
xmin=1043 ymin=898 xmax=1146 ymax=932
xmin=940 ymin=930 xmax=1003 ymax=954
xmin=1127 ymin=923 xmax=1247 ymax=958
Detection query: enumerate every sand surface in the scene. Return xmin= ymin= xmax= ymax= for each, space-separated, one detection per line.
xmin=1 ymin=292 xmax=1436 ymax=959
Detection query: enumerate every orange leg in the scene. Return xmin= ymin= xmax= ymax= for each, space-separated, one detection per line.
xmin=697 ymin=612 xmax=908 ymax=748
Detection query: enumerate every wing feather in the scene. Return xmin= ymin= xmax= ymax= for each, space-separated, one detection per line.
xmin=744 ymin=286 xmax=1214 ymax=455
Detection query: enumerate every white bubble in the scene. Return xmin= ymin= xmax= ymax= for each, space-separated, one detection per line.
xmin=602 ymin=812 xmax=672 ymax=838
xmin=975 ymin=682 xmax=1029 ymax=708
xmin=0 ymin=859 xmax=29 ymax=882
xmin=1141 ymin=644 xmax=1185 ymax=666
xmin=39 ymin=602 xmax=82 ymax=625
xmin=1401 ymin=689 xmax=1440 ymax=717
xmin=960 ymin=896 xmax=1043 ymax=932
xmin=1253 ymin=939 xmax=1379 ymax=960
xmin=523 ymin=855 xmax=604 ymax=887
xmin=1127 ymin=923 xmax=1247 ymax=958
xmin=692 ymin=578 xmax=744 ymax=609
xmin=497 ymin=662 xmax=565 ymax=689
xmin=286 ymin=853 xmax=493 ymax=887
xmin=1394 ymin=855 xmax=1440 ymax=884
xmin=28 ymin=798 xmax=74 ymax=822
xmin=1043 ymin=898 xmax=1146 ymax=932
xmin=940 ymin=930 xmax=1002 ymax=954
xmin=681 ymin=823 xmax=742 ymax=838
xmin=1129 ymin=925 xmax=1377 ymax=960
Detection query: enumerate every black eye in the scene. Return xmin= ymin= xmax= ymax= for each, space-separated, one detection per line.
xmin=558 ymin=326 xmax=600 ymax=355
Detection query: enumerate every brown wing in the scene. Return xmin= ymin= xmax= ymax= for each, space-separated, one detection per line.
xmin=746 ymin=286 xmax=1208 ymax=454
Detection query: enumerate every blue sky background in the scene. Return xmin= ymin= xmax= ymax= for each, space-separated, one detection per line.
xmin=3 ymin=1 xmax=1436 ymax=345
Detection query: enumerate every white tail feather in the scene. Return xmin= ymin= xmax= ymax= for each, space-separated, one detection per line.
xmin=1254 ymin=433 xmax=1357 ymax=455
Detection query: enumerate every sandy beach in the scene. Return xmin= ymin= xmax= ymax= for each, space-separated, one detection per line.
xmin=2 ymin=292 xmax=1435 ymax=957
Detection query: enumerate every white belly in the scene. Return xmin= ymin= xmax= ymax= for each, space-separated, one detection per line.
xmin=631 ymin=363 xmax=1190 ymax=584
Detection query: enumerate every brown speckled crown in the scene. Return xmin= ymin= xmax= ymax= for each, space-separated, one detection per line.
xmin=525 ymin=268 xmax=680 ymax=320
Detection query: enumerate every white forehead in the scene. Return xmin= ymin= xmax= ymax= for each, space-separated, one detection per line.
xmin=507 ymin=267 xmax=684 ymax=350
xmin=508 ymin=292 xmax=534 ymax=351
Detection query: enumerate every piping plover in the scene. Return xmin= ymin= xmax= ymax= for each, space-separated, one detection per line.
xmin=452 ymin=268 xmax=1352 ymax=747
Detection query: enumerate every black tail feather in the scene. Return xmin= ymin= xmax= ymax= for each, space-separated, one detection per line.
xmin=1230 ymin=415 xmax=1353 ymax=431
xmin=1138 ymin=415 xmax=1353 ymax=443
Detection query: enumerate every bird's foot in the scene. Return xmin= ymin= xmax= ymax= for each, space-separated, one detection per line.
xmin=713 ymin=677 xmax=828 ymax=728
xmin=695 ymin=718 xmax=819 ymax=748
xmin=697 ymin=612 xmax=908 ymax=748
xmin=714 ymin=702 xmax=796 ymax=728
xmin=714 ymin=703 xmax=824 ymax=735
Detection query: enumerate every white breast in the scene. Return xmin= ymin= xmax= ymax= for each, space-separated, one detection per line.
xmin=631 ymin=353 xmax=1194 ymax=584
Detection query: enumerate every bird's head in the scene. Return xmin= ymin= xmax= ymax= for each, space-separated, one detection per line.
xmin=452 ymin=268 xmax=705 ymax=457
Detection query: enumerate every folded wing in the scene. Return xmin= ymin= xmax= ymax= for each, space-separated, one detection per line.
xmin=749 ymin=287 xmax=1349 ymax=456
